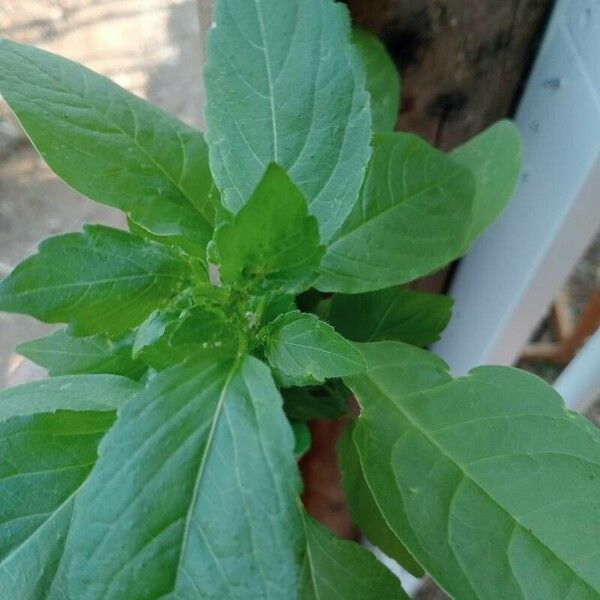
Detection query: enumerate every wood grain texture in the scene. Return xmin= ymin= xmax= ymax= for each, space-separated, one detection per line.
xmin=344 ymin=0 xmax=552 ymax=150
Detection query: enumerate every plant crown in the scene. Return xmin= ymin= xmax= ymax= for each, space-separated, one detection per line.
xmin=0 ymin=2 xmax=599 ymax=599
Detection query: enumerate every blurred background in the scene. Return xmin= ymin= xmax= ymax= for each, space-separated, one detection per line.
xmin=1 ymin=0 xmax=599 ymax=597
xmin=0 ymin=0 xmax=210 ymax=384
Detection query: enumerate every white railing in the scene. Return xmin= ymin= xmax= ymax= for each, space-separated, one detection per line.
xmin=433 ymin=0 xmax=600 ymax=415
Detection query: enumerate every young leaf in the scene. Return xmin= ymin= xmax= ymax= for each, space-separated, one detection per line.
xmin=0 ymin=39 xmax=215 ymax=256
xmin=300 ymin=513 xmax=409 ymax=599
xmin=348 ymin=342 xmax=600 ymax=600
xmin=0 ymin=225 xmax=192 ymax=337
xmin=170 ymin=305 xmax=237 ymax=348
xmin=353 ymin=27 xmax=400 ymax=132
xmin=317 ymin=133 xmax=474 ymax=293
xmin=338 ymin=423 xmax=424 ymax=577
xmin=63 ymin=357 xmax=303 ymax=599
xmin=212 ymin=165 xmax=324 ymax=294
xmin=17 ymin=329 xmax=145 ymax=379
xmin=266 ymin=312 xmax=366 ymax=386
xmin=204 ymin=0 xmax=371 ymax=242
xmin=0 ymin=374 xmax=141 ymax=421
xmin=132 ymin=308 xmax=195 ymax=370
xmin=329 ymin=287 xmax=453 ymax=347
xmin=452 ymin=120 xmax=521 ymax=254
xmin=0 ymin=411 xmax=117 ymax=599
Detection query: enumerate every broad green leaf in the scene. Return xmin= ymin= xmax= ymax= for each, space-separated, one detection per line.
xmin=17 ymin=329 xmax=145 ymax=379
xmin=212 ymin=165 xmax=324 ymax=294
xmin=338 ymin=423 xmax=423 ymax=577
xmin=266 ymin=311 xmax=366 ymax=386
xmin=0 ymin=225 xmax=191 ymax=337
xmin=0 ymin=374 xmax=139 ymax=597
xmin=204 ymin=0 xmax=371 ymax=242
xmin=317 ymin=133 xmax=474 ymax=293
xmin=353 ymin=27 xmax=400 ymax=132
xmin=300 ymin=513 xmax=409 ymax=599
xmin=0 ymin=374 xmax=141 ymax=421
xmin=0 ymin=38 xmax=215 ymax=257
xmin=282 ymin=387 xmax=348 ymax=422
xmin=348 ymin=342 xmax=600 ymax=600
xmin=330 ymin=287 xmax=452 ymax=346
xmin=453 ymin=120 xmax=521 ymax=254
xmin=64 ymin=357 xmax=303 ymax=599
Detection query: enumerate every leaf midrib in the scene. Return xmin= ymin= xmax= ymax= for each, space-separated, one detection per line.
xmin=2 ymin=273 xmax=179 ymax=298
xmin=173 ymin=357 xmax=242 ymax=592
xmin=253 ymin=0 xmax=278 ymax=162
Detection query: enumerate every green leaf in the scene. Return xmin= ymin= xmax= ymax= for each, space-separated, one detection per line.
xmin=453 ymin=120 xmax=521 ymax=254
xmin=212 ymin=164 xmax=325 ymax=294
xmin=170 ymin=305 xmax=237 ymax=348
xmin=348 ymin=342 xmax=600 ymax=600
xmin=353 ymin=27 xmax=400 ymax=132
xmin=0 ymin=39 xmax=215 ymax=256
xmin=204 ymin=0 xmax=371 ymax=242
xmin=260 ymin=292 xmax=297 ymax=327
xmin=0 ymin=410 xmax=117 ymax=599
xmin=329 ymin=287 xmax=452 ymax=346
xmin=282 ymin=387 xmax=348 ymax=422
xmin=0 ymin=374 xmax=141 ymax=421
xmin=131 ymin=308 xmax=192 ymax=370
xmin=17 ymin=329 xmax=145 ymax=379
xmin=63 ymin=357 xmax=303 ymax=598
xmin=0 ymin=225 xmax=191 ymax=337
xmin=317 ymin=133 xmax=474 ymax=293
xmin=266 ymin=312 xmax=367 ymax=386
xmin=0 ymin=375 xmax=139 ymax=597
xmin=300 ymin=512 xmax=409 ymax=599
xmin=338 ymin=422 xmax=424 ymax=577
xmin=291 ymin=420 xmax=312 ymax=459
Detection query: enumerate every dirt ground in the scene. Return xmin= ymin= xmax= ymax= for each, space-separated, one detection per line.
xmin=0 ymin=0 xmax=207 ymax=386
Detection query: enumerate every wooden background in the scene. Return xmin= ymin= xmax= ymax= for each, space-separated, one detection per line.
xmin=344 ymin=0 xmax=552 ymax=150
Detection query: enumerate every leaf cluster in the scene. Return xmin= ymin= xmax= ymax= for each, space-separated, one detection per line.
xmin=0 ymin=2 xmax=598 ymax=599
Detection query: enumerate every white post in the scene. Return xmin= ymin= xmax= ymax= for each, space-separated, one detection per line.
xmin=554 ymin=327 xmax=600 ymax=411
xmin=433 ymin=0 xmax=600 ymax=377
